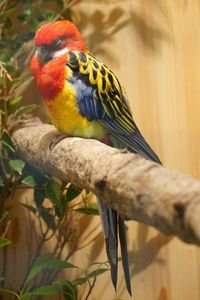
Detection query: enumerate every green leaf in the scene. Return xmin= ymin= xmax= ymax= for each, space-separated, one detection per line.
xmin=2 ymin=131 xmax=14 ymax=145
xmin=25 ymin=166 xmax=47 ymax=185
xmin=47 ymin=259 xmax=77 ymax=270
xmin=9 ymin=159 xmax=25 ymax=175
xmin=72 ymin=277 xmax=88 ymax=286
xmin=62 ymin=280 xmax=77 ymax=300
xmin=15 ymin=104 xmax=37 ymax=118
xmin=8 ymin=96 xmax=22 ymax=113
xmin=45 ymin=179 xmax=63 ymax=216
xmin=60 ymin=195 xmax=68 ymax=215
xmin=40 ymin=208 xmax=56 ymax=231
xmin=45 ymin=179 xmax=61 ymax=205
xmin=27 ymin=285 xmax=61 ymax=296
xmin=72 ymin=268 xmax=108 ymax=286
xmin=22 ymin=175 xmax=36 ymax=187
xmin=87 ymin=268 xmax=108 ymax=279
xmin=75 ymin=203 xmax=99 ymax=216
xmin=66 ymin=185 xmax=82 ymax=202
xmin=25 ymin=253 xmax=77 ymax=284
xmin=0 ymin=237 xmax=11 ymax=248
xmin=0 ymin=140 xmax=15 ymax=152
xmin=5 ymin=62 xmax=17 ymax=74
xmin=0 ymin=131 xmax=15 ymax=152
xmin=34 ymin=189 xmax=45 ymax=207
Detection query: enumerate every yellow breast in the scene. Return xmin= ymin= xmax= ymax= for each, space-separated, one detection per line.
xmin=45 ymin=79 xmax=106 ymax=140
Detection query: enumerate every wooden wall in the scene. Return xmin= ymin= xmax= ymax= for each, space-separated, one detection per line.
xmin=70 ymin=1 xmax=200 ymax=299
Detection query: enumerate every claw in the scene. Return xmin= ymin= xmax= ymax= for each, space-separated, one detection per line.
xmin=49 ymin=133 xmax=69 ymax=151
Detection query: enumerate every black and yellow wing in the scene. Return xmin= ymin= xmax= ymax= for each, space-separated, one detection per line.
xmin=67 ymin=50 xmax=161 ymax=163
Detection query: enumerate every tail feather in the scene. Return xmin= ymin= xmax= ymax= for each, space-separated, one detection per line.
xmin=107 ymin=209 xmax=118 ymax=265
xmin=105 ymin=212 xmax=118 ymax=289
xmin=118 ymin=216 xmax=132 ymax=295
xmin=97 ymin=198 xmax=131 ymax=294
xmin=97 ymin=198 xmax=109 ymax=238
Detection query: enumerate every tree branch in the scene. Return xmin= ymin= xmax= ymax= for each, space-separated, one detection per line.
xmin=13 ymin=124 xmax=200 ymax=246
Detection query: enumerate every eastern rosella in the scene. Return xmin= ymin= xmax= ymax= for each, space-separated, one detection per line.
xmin=31 ymin=20 xmax=161 ymax=295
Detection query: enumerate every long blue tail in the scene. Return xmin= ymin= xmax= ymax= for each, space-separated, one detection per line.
xmin=97 ymin=198 xmax=132 ymax=295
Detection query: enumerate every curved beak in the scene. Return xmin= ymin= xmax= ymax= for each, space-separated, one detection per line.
xmin=36 ymin=46 xmax=51 ymax=64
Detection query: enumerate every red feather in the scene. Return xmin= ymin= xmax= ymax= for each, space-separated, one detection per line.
xmin=30 ymin=55 xmax=66 ymax=100
xmin=34 ymin=20 xmax=86 ymax=52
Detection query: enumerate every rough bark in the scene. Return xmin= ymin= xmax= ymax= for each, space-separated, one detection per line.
xmin=13 ymin=124 xmax=200 ymax=246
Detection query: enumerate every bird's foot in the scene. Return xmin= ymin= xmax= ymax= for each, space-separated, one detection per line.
xmin=49 ymin=133 xmax=69 ymax=151
xmin=101 ymin=136 xmax=110 ymax=145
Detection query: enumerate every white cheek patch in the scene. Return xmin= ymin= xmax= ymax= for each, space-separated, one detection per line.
xmin=52 ymin=47 xmax=69 ymax=58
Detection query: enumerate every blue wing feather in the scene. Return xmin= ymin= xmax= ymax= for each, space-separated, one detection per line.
xmin=69 ymin=76 xmax=104 ymax=120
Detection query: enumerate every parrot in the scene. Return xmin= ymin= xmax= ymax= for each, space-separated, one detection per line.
xmin=30 ymin=20 xmax=161 ymax=295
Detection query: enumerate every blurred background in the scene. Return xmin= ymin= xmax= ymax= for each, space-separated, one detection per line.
xmin=1 ymin=0 xmax=200 ymax=299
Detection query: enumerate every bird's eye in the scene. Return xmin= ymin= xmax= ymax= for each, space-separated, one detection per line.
xmin=52 ymin=38 xmax=62 ymax=50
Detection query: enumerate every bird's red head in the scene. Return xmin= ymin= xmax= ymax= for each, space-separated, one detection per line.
xmin=31 ymin=20 xmax=87 ymax=99
xmin=33 ymin=20 xmax=86 ymax=64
